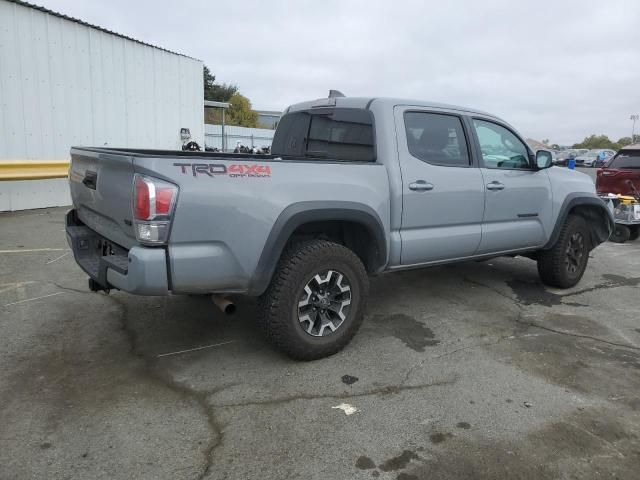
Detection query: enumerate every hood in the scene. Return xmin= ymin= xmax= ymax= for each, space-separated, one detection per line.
xmin=547 ymin=166 xmax=596 ymax=195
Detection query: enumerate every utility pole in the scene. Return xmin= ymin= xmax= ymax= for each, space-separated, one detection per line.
xmin=632 ymin=114 xmax=639 ymax=144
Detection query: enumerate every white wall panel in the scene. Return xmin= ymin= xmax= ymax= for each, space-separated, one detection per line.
xmin=0 ymin=0 xmax=203 ymax=210
xmin=0 ymin=0 xmax=203 ymax=157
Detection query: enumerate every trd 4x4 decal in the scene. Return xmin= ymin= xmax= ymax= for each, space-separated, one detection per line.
xmin=174 ymin=163 xmax=271 ymax=178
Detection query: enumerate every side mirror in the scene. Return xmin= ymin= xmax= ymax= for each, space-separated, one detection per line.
xmin=536 ymin=150 xmax=553 ymax=169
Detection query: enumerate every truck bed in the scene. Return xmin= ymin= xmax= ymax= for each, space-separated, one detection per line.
xmin=67 ymin=146 xmax=391 ymax=294
xmin=73 ymin=147 xmax=281 ymax=161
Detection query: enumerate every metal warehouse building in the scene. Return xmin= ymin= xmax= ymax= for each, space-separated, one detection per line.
xmin=0 ymin=0 xmax=204 ymax=210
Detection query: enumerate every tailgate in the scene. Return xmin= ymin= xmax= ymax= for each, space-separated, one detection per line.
xmin=68 ymin=148 xmax=137 ymax=249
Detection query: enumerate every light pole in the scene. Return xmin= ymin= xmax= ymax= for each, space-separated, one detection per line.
xmin=632 ymin=114 xmax=639 ymax=143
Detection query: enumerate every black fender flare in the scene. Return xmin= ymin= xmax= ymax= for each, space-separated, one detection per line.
xmin=248 ymin=201 xmax=388 ymax=296
xmin=543 ymin=193 xmax=614 ymax=249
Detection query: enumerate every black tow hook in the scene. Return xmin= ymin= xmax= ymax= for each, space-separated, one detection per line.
xmin=88 ymin=278 xmax=110 ymax=294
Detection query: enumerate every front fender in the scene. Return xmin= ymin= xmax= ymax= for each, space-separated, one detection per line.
xmin=544 ymin=193 xmax=614 ymax=250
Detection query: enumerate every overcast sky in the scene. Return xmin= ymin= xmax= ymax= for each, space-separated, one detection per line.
xmin=39 ymin=0 xmax=640 ymax=145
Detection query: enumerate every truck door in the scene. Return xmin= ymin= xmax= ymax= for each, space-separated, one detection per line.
xmin=394 ymin=106 xmax=485 ymax=264
xmin=469 ymin=118 xmax=553 ymax=254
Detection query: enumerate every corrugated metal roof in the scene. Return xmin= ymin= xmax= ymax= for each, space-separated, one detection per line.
xmin=204 ymin=100 xmax=231 ymax=109
xmin=255 ymin=110 xmax=282 ymax=116
xmin=4 ymin=0 xmax=200 ymax=60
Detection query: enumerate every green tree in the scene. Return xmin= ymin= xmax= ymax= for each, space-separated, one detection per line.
xmin=203 ymin=65 xmax=238 ymax=102
xmin=617 ymin=135 xmax=640 ymax=147
xmin=572 ymin=134 xmax=618 ymax=150
xmin=226 ymin=93 xmax=259 ymax=128
xmin=202 ymin=65 xmax=258 ymax=127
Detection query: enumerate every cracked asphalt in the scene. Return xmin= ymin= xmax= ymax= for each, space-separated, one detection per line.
xmin=1 ymin=206 xmax=640 ymax=480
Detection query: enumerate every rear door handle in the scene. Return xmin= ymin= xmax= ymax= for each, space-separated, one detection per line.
xmin=409 ymin=180 xmax=434 ymax=191
xmin=486 ymin=181 xmax=505 ymax=191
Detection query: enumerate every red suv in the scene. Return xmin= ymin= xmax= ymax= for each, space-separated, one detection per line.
xmin=596 ymin=145 xmax=640 ymax=196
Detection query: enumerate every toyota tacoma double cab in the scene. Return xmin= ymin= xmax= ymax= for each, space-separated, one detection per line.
xmin=66 ymin=93 xmax=613 ymax=360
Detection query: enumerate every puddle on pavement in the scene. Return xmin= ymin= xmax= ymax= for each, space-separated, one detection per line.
xmin=370 ymin=313 xmax=440 ymax=351
xmin=507 ymin=274 xmax=640 ymax=308
xmin=506 ymin=279 xmax=585 ymax=307
xmin=356 ymin=410 xmax=639 ymax=480
xmin=492 ymin=323 xmax=640 ymax=409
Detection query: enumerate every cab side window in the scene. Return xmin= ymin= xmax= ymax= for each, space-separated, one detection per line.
xmin=404 ymin=112 xmax=470 ymax=166
xmin=473 ymin=119 xmax=531 ymax=169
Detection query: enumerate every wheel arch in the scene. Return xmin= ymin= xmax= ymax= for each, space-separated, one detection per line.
xmin=249 ymin=201 xmax=387 ymax=296
xmin=544 ymin=193 xmax=614 ymax=250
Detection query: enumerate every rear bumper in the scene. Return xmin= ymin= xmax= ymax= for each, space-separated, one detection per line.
xmin=65 ymin=210 xmax=169 ymax=295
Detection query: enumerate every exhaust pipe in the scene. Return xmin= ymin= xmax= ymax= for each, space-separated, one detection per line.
xmin=212 ymin=294 xmax=236 ymax=315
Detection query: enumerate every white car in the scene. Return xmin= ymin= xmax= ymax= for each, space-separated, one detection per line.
xmin=576 ymin=150 xmax=602 ymax=167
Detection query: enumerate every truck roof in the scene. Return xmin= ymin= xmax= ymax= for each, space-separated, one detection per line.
xmin=620 ymin=144 xmax=640 ymax=151
xmin=285 ymin=96 xmax=506 ymax=123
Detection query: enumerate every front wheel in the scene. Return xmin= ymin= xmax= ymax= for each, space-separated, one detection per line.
xmin=537 ymin=214 xmax=590 ymax=288
xmin=610 ymin=225 xmax=631 ymax=243
xmin=258 ymin=240 xmax=369 ymax=360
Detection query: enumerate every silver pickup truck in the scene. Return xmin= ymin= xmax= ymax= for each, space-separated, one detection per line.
xmin=66 ymin=94 xmax=613 ymax=360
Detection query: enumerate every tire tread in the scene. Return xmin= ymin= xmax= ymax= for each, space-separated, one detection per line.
xmin=258 ymin=239 xmax=368 ymax=360
xmin=537 ymin=214 xmax=589 ymax=288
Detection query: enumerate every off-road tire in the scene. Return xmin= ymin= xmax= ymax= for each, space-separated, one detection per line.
xmin=537 ymin=214 xmax=590 ymax=288
xmin=258 ymin=240 xmax=368 ymax=361
xmin=627 ymin=226 xmax=639 ymax=241
xmin=610 ymin=224 xmax=631 ymax=243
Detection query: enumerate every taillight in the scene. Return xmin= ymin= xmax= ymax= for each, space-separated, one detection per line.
xmin=132 ymin=174 xmax=178 ymax=244
xmin=155 ymin=186 xmax=175 ymax=215
xmin=134 ymin=176 xmax=151 ymax=220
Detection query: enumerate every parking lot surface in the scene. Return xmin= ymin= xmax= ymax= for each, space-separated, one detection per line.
xmin=1 ymin=206 xmax=639 ymax=480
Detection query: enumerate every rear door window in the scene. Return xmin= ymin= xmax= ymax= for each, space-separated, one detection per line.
xmin=271 ymin=108 xmax=375 ymax=161
xmin=609 ymin=151 xmax=640 ymax=168
xmin=403 ymin=112 xmax=470 ymax=166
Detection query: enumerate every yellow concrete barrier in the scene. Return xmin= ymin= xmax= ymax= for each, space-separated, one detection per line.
xmin=0 ymin=161 xmax=70 ymax=181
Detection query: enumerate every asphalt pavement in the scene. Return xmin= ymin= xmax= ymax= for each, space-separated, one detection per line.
xmin=1 ymin=206 xmax=639 ymax=480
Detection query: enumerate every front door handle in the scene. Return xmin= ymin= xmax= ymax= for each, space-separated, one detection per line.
xmin=486 ymin=181 xmax=505 ymax=191
xmin=409 ymin=180 xmax=434 ymax=191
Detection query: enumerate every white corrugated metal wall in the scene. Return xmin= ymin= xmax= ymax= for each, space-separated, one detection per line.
xmin=0 ymin=0 xmax=204 ymax=210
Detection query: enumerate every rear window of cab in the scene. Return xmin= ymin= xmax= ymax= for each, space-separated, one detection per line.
xmin=609 ymin=151 xmax=640 ymax=169
xmin=271 ymin=108 xmax=375 ymax=162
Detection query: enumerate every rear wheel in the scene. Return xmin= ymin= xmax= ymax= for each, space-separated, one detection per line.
xmin=258 ymin=240 xmax=368 ymax=360
xmin=610 ymin=225 xmax=631 ymax=243
xmin=628 ymin=226 xmax=640 ymax=241
xmin=537 ymin=214 xmax=590 ymax=288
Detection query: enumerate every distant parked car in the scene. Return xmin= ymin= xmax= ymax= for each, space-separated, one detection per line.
xmin=552 ymin=152 xmax=565 ymax=166
xmin=554 ymin=150 xmax=576 ymax=166
xmin=576 ymin=150 xmax=601 ymax=167
xmin=596 ymin=145 xmax=640 ymax=196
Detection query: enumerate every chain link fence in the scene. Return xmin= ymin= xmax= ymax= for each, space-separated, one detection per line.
xmin=204 ymin=124 xmax=274 ymax=152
